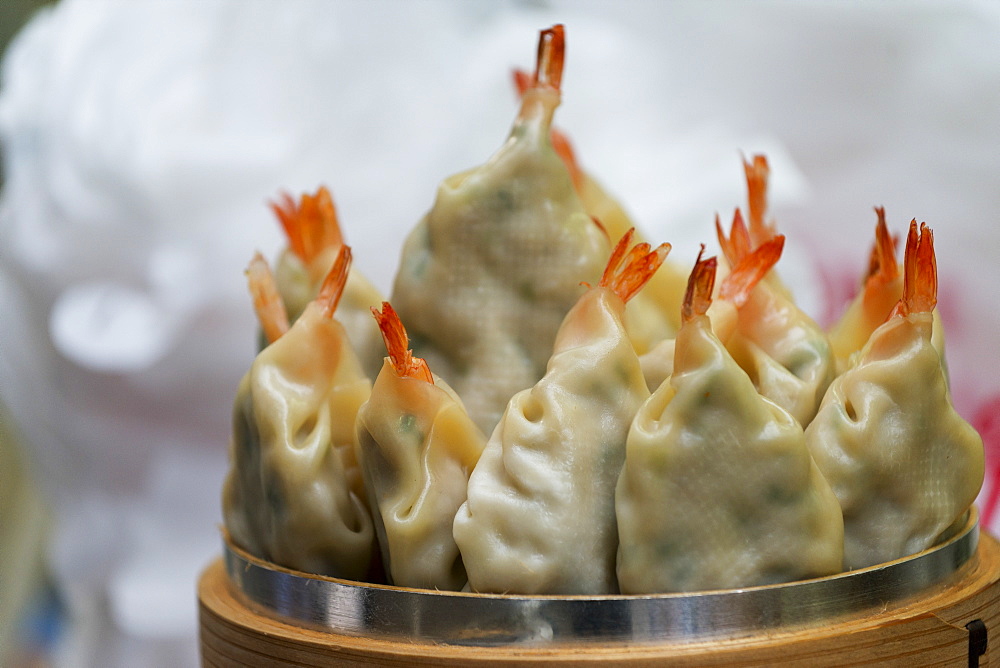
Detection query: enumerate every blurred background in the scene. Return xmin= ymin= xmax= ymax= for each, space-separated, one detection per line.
xmin=1 ymin=1 xmax=998 ymax=666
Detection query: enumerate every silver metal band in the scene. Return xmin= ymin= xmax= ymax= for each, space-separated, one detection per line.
xmin=223 ymin=510 xmax=978 ymax=647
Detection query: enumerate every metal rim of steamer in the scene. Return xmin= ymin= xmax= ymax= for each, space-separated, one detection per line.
xmin=222 ymin=510 xmax=979 ymax=647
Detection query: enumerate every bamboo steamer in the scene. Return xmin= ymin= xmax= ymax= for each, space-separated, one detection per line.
xmin=199 ymin=510 xmax=1000 ymax=666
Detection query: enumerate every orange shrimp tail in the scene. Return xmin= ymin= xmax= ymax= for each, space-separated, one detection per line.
xmin=599 ymin=228 xmax=637 ymax=287
xmin=371 ymin=302 xmax=433 ymax=383
xmin=315 ymin=245 xmax=352 ymax=319
xmin=865 ymin=206 xmax=900 ymax=281
xmin=682 ymin=247 xmax=717 ymax=323
xmin=719 ymin=235 xmax=785 ymax=308
xmin=590 ymin=215 xmax=611 ymax=246
xmin=550 ymin=128 xmax=584 ymax=192
xmin=246 ymin=251 xmax=290 ymax=344
xmin=599 ymin=228 xmax=671 ymax=304
xmin=743 ymin=154 xmax=777 ymax=247
xmin=534 ymin=25 xmax=565 ymax=92
xmin=862 ymin=207 xmax=901 ymax=312
xmin=891 ymin=221 xmax=937 ymax=318
xmin=270 ymin=186 xmax=344 ymax=266
xmin=716 ymin=208 xmax=753 ymax=266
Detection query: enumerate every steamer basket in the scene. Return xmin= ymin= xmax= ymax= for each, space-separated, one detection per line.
xmin=199 ymin=509 xmax=1000 ymax=666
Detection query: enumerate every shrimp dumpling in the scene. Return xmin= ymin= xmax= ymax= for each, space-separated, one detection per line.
xmin=806 ymin=222 xmax=983 ymax=569
xmin=453 ymin=231 xmax=669 ymax=594
xmin=616 ymin=251 xmax=844 ymax=594
xmin=222 ymin=248 xmax=377 ymax=580
xmin=355 ymin=303 xmax=486 ymax=590
xmin=390 ymin=25 xmax=609 ymax=436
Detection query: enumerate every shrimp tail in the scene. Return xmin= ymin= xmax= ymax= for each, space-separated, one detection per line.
xmin=866 ymin=207 xmax=898 ymax=280
xmin=682 ymin=246 xmax=717 ymax=323
xmin=743 ymin=153 xmax=778 ymax=247
xmin=860 ymin=207 xmax=901 ymax=305
xmin=371 ymin=301 xmax=434 ymax=383
xmin=270 ymin=186 xmax=344 ymax=267
xmin=590 ymin=215 xmax=611 ymax=246
xmin=890 ymin=220 xmax=937 ymax=318
xmin=534 ymin=25 xmax=565 ymax=92
xmin=716 ymin=208 xmax=753 ymax=266
xmin=315 ymin=245 xmax=352 ymax=319
xmin=599 ymin=228 xmax=671 ymax=303
xmin=246 ymin=251 xmax=290 ymax=344
xmin=719 ymin=235 xmax=785 ymax=308
xmin=550 ymin=128 xmax=584 ymax=192
xmin=512 ymin=68 xmax=532 ymax=97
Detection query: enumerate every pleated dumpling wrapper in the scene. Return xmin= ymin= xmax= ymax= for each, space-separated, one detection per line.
xmin=355 ymin=302 xmax=486 ymax=590
xmin=270 ymin=186 xmax=385 ymax=379
xmin=512 ymin=68 xmax=687 ymax=350
xmin=390 ymin=25 xmax=609 ymax=436
xmin=616 ymin=250 xmax=844 ymax=594
xmin=222 ymin=246 xmax=377 ymax=580
xmin=826 ymin=207 xmax=946 ymax=375
xmin=718 ymin=189 xmax=836 ymax=427
xmin=806 ymin=222 xmax=983 ymax=570
xmin=453 ymin=230 xmax=670 ymax=594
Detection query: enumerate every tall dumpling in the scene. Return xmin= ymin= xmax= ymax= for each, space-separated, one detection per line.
xmin=355 ymin=302 xmax=486 ymax=591
xmin=390 ymin=25 xmax=609 ymax=436
xmin=616 ymin=251 xmax=843 ymax=593
xmin=806 ymin=222 xmax=983 ymax=570
xmin=270 ymin=186 xmax=385 ymax=379
xmin=222 ymin=247 xmax=377 ymax=580
xmin=453 ymin=231 xmax=669 ymax=594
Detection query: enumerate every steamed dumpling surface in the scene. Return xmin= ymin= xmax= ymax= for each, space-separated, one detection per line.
xmin=806 ymin=310 xmax=983 ymax=569
xmin=454 ymin=285 xmax=648 ymax=594
xmin=617 ymin=311 xmax=843 ymax=593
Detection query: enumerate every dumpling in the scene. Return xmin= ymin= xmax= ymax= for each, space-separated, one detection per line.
xmin=453 ymin=230 xmax=669 ymax=594
xmin=222 ymin=247 xmax=377 ymax=580
xmin=616 ymin=250 xmax=844 ymax=593
xmin=270 ymin=186 xmax=385 ymax=379
xmin=355 ymin=302 xmax=486 ymax=590
xmin=806 ymin=222 xmax=983 ymax=569
xmin=390 ymin=25 xmax=609 ymax=436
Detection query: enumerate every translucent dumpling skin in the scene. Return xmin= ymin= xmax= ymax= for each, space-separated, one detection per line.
xmin=806 ymin=311 xmax=983 ymax=569
xmin=222 ymin=303 xmax=376 ymax=580
xmin=726 ymin=282 xmax=836 ymax=428
xmin=616 ymin=310 xmax=844 ymax=593
xmin=453 ymin=285 xmax=650 ymax=594
xmin=356 ymin=361 xmax=485 ymax=590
